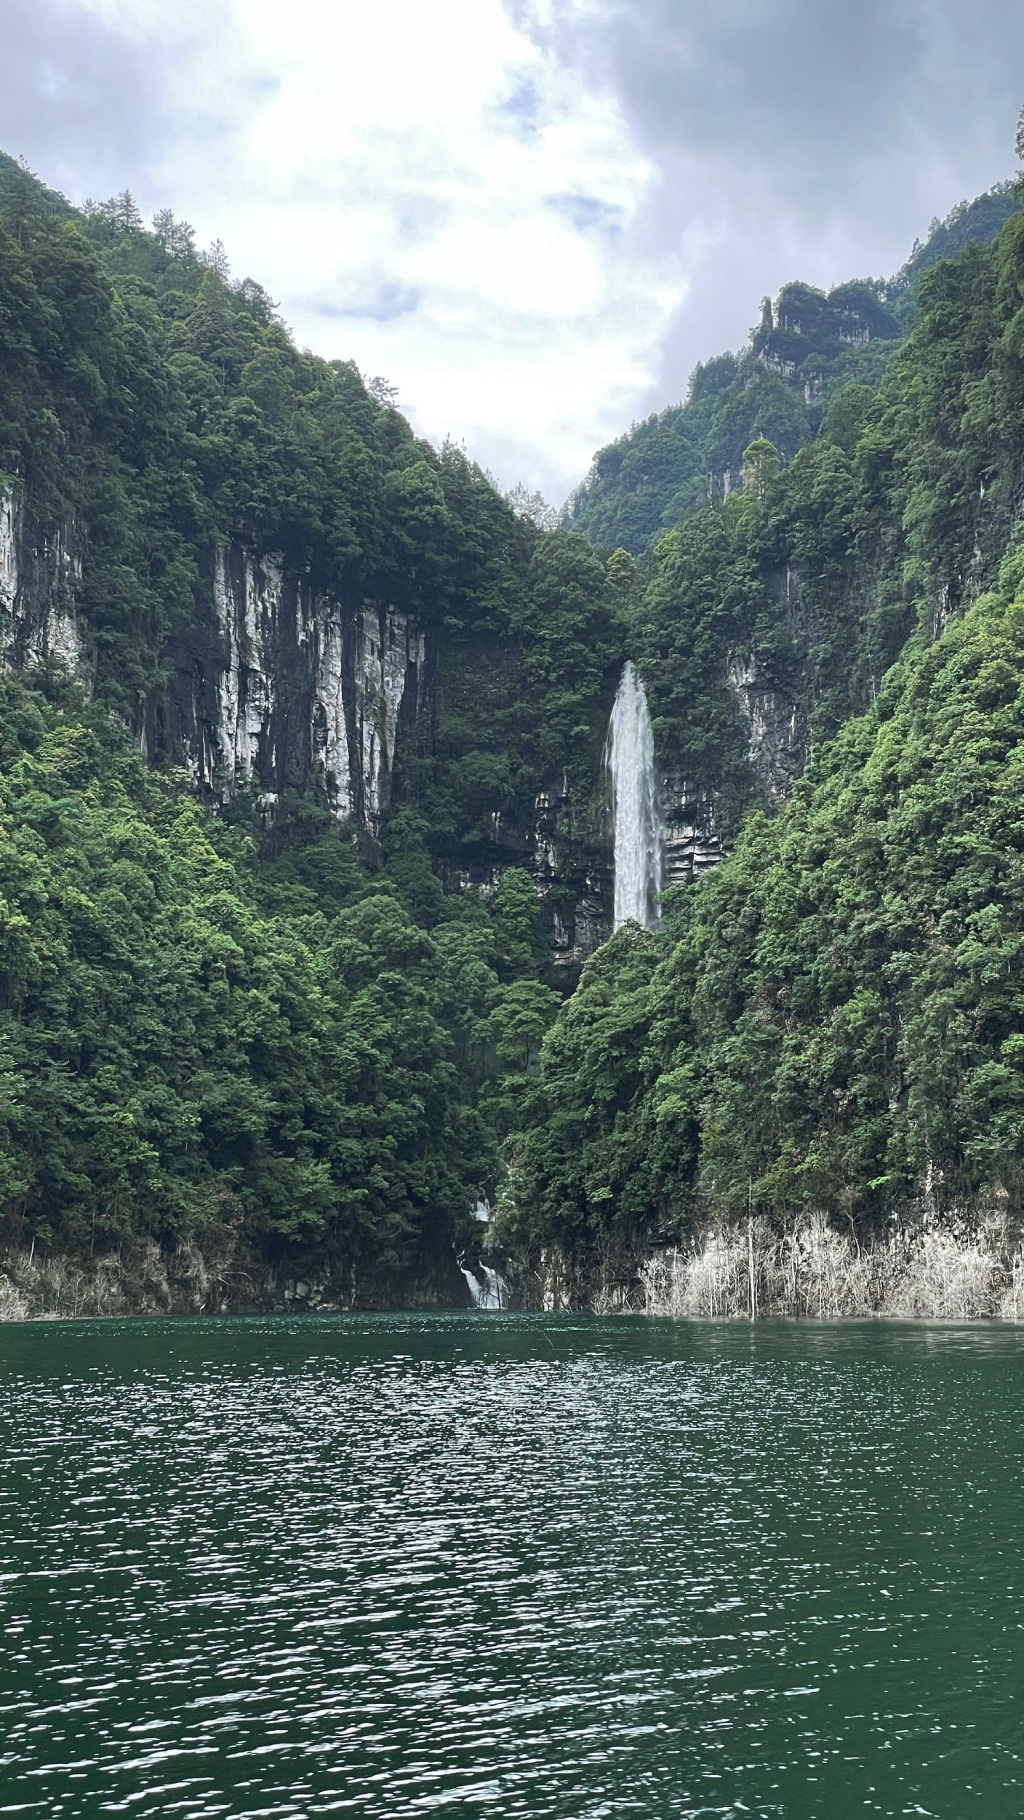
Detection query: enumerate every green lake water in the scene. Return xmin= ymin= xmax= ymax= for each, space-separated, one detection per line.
xmin=1 ymin=1314 xmax=1023 ymax=1818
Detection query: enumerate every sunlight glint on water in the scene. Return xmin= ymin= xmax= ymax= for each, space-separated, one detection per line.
xmin=2 ymin=1313 xmax=1024 ymax=1819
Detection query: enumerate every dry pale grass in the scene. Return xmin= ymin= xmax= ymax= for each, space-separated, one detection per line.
xmin=0 ymin=1275 xmax=29 ymax=1321
xmin=640 ymin=1211 xmax=1024 ymax=1321
xmin=888 ymin=1232 xmax=1002 ymax=1320
xmin=0 ymin=1237 xmax=260 ymax=1321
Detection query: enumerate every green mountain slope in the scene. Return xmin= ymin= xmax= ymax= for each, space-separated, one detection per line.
xmin=0 ymin=155 xmax=623 ymax=1298
xmin=0 ymin=664 xmax=572 ymax=1298
xmin=564 ymin=185 xmax=1021 ymax=555
xmin=503 ymin=195 xmax=1024 ymax=1289
xmin=503 ymin=575 xmax=1024 ymax=1283
xmin=4 ymin=145 xmax=1024 ymax=1307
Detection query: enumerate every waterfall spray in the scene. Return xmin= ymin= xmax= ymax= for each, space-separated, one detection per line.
xmin=606 ymin=661 xmax=663 ymax=928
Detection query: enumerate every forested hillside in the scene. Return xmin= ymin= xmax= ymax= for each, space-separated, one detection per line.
xmin=565 ymin=185 xmax=1020 ymax=555
xmin=0 ymin=663 xmax=567 ymax=1302
xmin=0 ymin=153 xmax=620 ymax=850
xmin=502 ymin=185 xmax=1024 ymax=1298
xmin=4 ymin=141 xmax=1024 ymax=1313
xmin=0 ymin=154 xmax=622 ymax=1306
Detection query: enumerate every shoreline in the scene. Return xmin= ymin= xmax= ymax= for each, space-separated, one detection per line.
xmin=602 ymin=1215 xmax=1024 ymax=1323
xmin=0 ymin=1236 xmax=471 ymax=1323
xmin=512 ymin=1210 xmax=1024 ymax=1323
xmin=4 ymin=1304 xmax=1024 ymax=1327
xmin=5 ymin=1213 xmax=1024 ymax=1324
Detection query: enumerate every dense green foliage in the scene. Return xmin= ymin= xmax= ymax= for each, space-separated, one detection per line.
xmin=5 ymin=145 xmax=1024 ymax=1294
xmin=0 ymin=154 xmax=622 ymax=858
xmin=565 ymin=187 xmax=1021 ymax=555
xmin=503 ymin=193 xmax=1024 ymax=1278
xmin=892 ymin=182 xmax=1022 ymax=293
xmin=405 ymin=528 xmax=622 ymax=865
xmin=0 ymin=668 xmax=564 ymax=1268
xmin=504 ymin=573 xmax=1024 ymax=1264
xmin=0 ymin=157 xmax=625 ymax=1274
xmin=619 ymin=204 xmax=1024 ymax=837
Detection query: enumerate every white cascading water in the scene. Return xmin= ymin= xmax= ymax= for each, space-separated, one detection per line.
xmin=606 ymin=660 xmax=663 ymax=928
xmin=461 ymin=1265 xmax=507 ymax=1310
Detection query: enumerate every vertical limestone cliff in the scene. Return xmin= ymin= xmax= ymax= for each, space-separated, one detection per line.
xmin=0 ymin=494 xmax=427 ymax=841
xmin=0 ymin=489 xmax=86 ymax=678
xmin=158 ymin=542 xmax=425 ymax=833
xmin=161 ymin=545 xmax=617 ymax=961
xmin=0 ymin=496 xmax=614 ymax=955
xmin=0 ymin=485 xmax=818 ymax=951
xmin=725 ymin=653 xmax=802 ymax=806
xmin=653 ymin=644 xmax=803 ymax=886
xmin=6 ymin=486 xmax=810 ymax=950
xmin=0 ymin=485 xmax=801 ymax=949
xmin=659 ymin=774 xmax=724 ymax=885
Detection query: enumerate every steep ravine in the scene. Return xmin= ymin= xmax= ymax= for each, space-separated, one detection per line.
xmin=0 ymin=489 xmax=802 ymax=1323
xmin=12 ymin=147 xmax=1020 ymax=1320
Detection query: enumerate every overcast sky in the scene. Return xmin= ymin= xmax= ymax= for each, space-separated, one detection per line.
xmin=2 ymin=0 xmax=1022 ymax=502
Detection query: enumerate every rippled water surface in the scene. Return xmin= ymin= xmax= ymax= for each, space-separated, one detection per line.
xmin=2 ymin=1315 xmax=1024 ymax=1818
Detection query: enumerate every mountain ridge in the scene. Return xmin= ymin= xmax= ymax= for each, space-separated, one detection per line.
xmin=564 ymin=183 xmax=1021 ymax=555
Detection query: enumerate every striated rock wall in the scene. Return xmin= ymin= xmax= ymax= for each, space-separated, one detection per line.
xmin=0 ymin=496 xmax=432 ymax=846
xmin=161 ymin=542 xmax=426 ymax=833
xmin=0 ymin=500 xmax=612 ymax=954
xmin=0 ymin=1234 xmax=470 ymax=1320
xmin=0 ymin=489 xmax=86 ymax=678
xmin=725 ymin=653 xmax=802 ymax=806
xmin=659 ymin=772 xmax=724 ymax=885
xmin=0 ymin=483 xmax=818 ymax=950
xmin=160 ymin=540 xmax=611 ymax=955
xmin=637 ymin=1210 xmax=1024 ymax=1321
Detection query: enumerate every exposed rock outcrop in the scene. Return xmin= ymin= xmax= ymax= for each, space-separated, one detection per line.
xmin=504 ymin=1209 xmax=1024 ymax=1322
xmin=726 ymin=653 xmax=801 ymax=805
xmin=659 ymin=772 xmax=724 ymax=885
xmin=0 ymin=495 xmax=614 ymax=957
xmin=0 ymin=1233 xmax=470 ymax=1320
xmin=4 ymin=486 xmax=812 ymax=946
xmin=0 ymin=489 xmax=86 ymax=678
xmin=159 ymin=542 xmax=426 ymax=833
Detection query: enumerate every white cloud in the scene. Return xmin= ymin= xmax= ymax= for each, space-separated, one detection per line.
xmin=515 ymin=0 xmax=1023 ymax=417
xmin=12 ymin=0 xmax=1021 ymax=505
xmin=61 ymin=0 xmax=692 ymax=501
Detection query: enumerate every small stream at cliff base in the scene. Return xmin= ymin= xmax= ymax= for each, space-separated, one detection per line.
xmin=2 ymin=1314 xmax=1023 ymax=1819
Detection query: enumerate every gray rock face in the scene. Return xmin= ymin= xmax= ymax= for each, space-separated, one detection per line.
xmin=659 ymin=773 xmax=724 ymax=885
xmin=0 ymin=489 xmax=86 ymax=678
xmin=0 ymin=482 xmax=812 ymax=956
xmin=160 ymin=542 xmax=613 ymax=958
xmin=725 ymin=653 xmax=802 ymax=805
xmin=11 ymin=488 xmax=792 ymax=956
xmin=0 ymin=496 xmax=613 ymax=959
xmin=0 ymin=498 xmax=429 ymax=843
xmin=159 ymin=542 xmax=425 ymax=833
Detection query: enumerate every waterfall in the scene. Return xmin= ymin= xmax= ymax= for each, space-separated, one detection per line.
xmin=461 ymin=1265 xmax=507 ymax=1310
xmin=606 ymin=661 xmax=663 ymax=929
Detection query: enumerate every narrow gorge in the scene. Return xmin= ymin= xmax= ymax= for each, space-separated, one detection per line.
xmin=3 ymin=149 xmax=1024 ymax=1318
